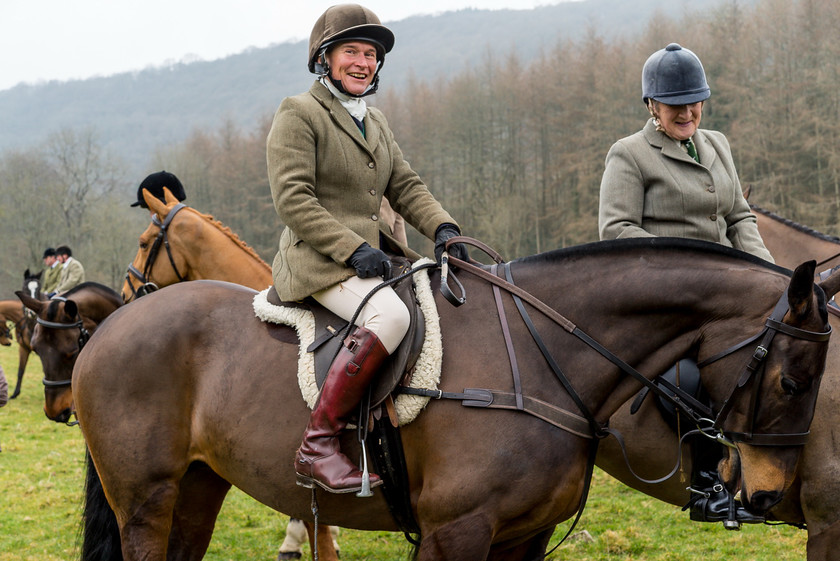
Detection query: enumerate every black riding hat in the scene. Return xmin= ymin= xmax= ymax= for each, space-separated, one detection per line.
xmin=43 ymin=247 xmax=56 ymax=258
xmin=641 ymin=43 xmax=710 ymax=106
xmin=131 ymin=171 xmax=186 ymax=208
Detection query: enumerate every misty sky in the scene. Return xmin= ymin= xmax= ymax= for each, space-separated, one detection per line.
xmin=0 ymin=0 xmax=573 ymax=91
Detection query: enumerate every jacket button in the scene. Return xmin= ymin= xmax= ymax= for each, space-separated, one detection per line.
xmin=368 ymin=162 xmax=375 ymax=169
xmin=369 ymin=189 xmax=376 ymax=196
xmin=707 ymin=186 xmax=715 ymax=193
xmin=709 ymin=214 xmax=717 ymax=221
xmin=371 ymin=214 xmax=379 ymax=221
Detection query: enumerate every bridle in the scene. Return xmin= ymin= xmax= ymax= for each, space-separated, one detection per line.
xmin=35 ymin=296 xmax=91 ymax=390
xmin=124 ymin=203 xmax=187 ymax=300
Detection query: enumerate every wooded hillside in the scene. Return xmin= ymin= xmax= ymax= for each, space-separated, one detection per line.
xmin=0 ymin=0 xmax=837 ymax=296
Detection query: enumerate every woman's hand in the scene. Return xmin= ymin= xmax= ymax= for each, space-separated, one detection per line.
xmin=434 ymin=224 xmax=468 ymax=264
xmin=347 ymin=243 xmax=392 ymax=279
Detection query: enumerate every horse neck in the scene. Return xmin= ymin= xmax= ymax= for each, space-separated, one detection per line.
xmin=65 ymin=289 xmax=122 ymax=324
xmin=172 ymin=209 xmax=272 ymax=289
xmin=755 ymin=211 xmax=840 ymax=270
xmin=509 ymin=251 xmax=780 ymax=420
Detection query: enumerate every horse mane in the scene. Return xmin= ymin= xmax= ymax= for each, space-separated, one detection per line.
xmin=750 ymin=203 xmax=840 ymax=245
xmin=515 ymin=237 xmax=790 ymax=275
xmin=63 ymin=282 xmax=121 ymax=300
xmin=48 ymin=282 xmax=124 ymax=321
xmin=183 ymin=207 xmax=269 ymax=267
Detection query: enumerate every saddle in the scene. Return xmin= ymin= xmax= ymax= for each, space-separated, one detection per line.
xmin=630 ymin=358 xmax=704 ymax=434
xmin=265 ymin=256 xmax=427 ymax=415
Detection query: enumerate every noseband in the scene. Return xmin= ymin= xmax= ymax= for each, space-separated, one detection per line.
xmin=36 ymin=296 xmax=91 ymax=389
xmin=124 ymin=203 xmax=187 ymax=299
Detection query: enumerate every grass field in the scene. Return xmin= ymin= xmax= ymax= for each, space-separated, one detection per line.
xmin=0 ymin=343 xmax=808 ymax=560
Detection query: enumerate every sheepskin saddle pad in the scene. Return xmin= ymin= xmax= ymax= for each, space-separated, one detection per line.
xmin=252 ymin=257 xmax=442 ymax=426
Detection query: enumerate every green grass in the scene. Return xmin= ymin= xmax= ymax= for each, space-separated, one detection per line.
xmin=0 ymin=344 xmax=807 ymax=560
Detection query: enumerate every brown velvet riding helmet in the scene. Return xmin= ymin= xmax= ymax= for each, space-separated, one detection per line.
xmin=307 ymin=4 xmax=395 ymax=75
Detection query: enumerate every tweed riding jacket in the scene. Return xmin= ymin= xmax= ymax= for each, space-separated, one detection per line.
xmin=267 ymin=81 xmax=457 ymax=302
xmin=599 ymin=118 xmax=773 ymax=262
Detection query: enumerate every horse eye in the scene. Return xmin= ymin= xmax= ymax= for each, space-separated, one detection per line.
xmin=781 ymin=376 xmax=808 ymax=396
xmin=140 ymin=242 xmax=149 ymax=249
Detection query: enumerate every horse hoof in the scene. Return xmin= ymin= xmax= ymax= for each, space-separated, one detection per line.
xmin=276 ymin=552 xmax=302 ymax=561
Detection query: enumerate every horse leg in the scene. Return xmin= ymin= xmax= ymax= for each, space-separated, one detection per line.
xmin=301 ymin=521 xmax=339 ymax=561
xmin=808 ymin=518 xmax=840 ymax=561
xmin=118 ymin=480 xmax=181 ymax=561
xmin=166 ymin=462 xmax=232 ymax=561
xmin=10 ymin=347 xmax=29 ymax=399
xmin=486 ymin=527 xmax=554 ymax=561
xmin=417 ymin=512 xmax=493 ymax=561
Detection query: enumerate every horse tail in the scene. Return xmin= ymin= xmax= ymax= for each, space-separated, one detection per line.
xmin=81 ymin=447 xmax=123 ymax=561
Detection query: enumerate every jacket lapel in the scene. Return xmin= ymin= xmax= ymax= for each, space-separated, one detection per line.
xmin=693 ymin=130 xmax=717 ymax=169
xmin=310 ymin=81 xmax=376 ymax=159
xmin=643 ymin=118 xmax=703 ymax=166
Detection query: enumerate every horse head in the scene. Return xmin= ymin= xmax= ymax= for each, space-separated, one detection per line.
xmin=16 ymin=283 xmax=122 ymax=424
xmin=122 ymin=187 xmax=190 ymax=302
xmin=22 ymin=268 xmax=43 ymax=306
xmin=707 ymin=261 xmax=838 ymax=515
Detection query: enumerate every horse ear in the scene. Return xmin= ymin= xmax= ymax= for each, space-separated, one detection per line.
xmin=162 ymin=187 xmax=179 ymax=205
xmin=15 ymin=290 xmax=45 ymax=315
xmin=788 ymin=260 xmax=816 ymax=320
xmin=24 ymin=268 xmax=31 ymax=278
xmin=743 ymin=185 xmax=752 ymax=200
xmin=143 ymin=188 xmax=169 ymax=218
xmin=818 ymin=266 xmax=840 ymax=302
xmin=64 ymin=300 xmax=79 ymax=319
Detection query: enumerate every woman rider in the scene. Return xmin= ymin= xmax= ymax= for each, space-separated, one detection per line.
xmin=267 ymin=4 xmax=467 ymax=494
xmin=598 ymin=43 xmax=771 ymax=525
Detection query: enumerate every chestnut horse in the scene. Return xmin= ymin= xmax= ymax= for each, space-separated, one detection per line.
xmin=120 ymin=188 xmax=339 ymax=561
xmin=15 ymin=282 xmax=123 ymax=423
xmin=0 ymin=299 xmax=24 ymax=347
xmin=121 ymin=188 xmax=272 ymax=303
xmin=74 ymin=238 xmax=836 ymax=561
xmin=596 ymin=206 xmax=840 ymax=560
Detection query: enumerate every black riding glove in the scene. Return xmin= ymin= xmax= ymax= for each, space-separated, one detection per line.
xmin=347 ymin=242 xmax=392 ymax=279
xmin=434 ymin=224 xmax=468 ymax=264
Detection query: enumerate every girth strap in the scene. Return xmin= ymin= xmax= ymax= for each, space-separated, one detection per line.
xmin=397 ymin=387 xmax=593 ymax=439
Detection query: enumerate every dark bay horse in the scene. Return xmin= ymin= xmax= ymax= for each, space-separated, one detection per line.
xmin=16 ymin=282 xmax=123 ymax=423
xmin=120 ymin=188 xmax=339 ymax=561
xmin=5 ymin=269 xmax=46 ymax=398
xmin=596 ymin=206 xmax=840 ymax=560
xmin=74 ymin=239 xmax=836 ymax=560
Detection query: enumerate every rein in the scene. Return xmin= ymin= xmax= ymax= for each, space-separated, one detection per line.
xmin=125 ymin=203 xmax=187 ymax=299
xmin=437 ymin=236 xmax=831 ymax=447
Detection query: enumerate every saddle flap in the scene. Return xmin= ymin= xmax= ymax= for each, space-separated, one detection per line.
xmin=309 ymin=258 xmax=426 ymax=409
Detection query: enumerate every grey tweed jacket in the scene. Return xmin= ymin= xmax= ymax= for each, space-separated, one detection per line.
xmin=598 ymin=118 xmax=773 ymax=262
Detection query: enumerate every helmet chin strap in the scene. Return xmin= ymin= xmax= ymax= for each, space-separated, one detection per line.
xmin=328 ymin=74 xmax=380 ymax=98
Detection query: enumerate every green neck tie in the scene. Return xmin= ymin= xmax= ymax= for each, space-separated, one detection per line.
xmin=684 ymin=138 xmax=699 ymax=163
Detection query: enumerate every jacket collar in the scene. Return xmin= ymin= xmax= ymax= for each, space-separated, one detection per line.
xmin=309 ymin=81 xmax=380 ymax=157
xmin=642 ymin=118 xmax=717 ymax=168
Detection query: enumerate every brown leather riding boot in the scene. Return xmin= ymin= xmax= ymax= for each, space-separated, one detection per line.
xmin=294 ymin=326 xmax=388 ymax=493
